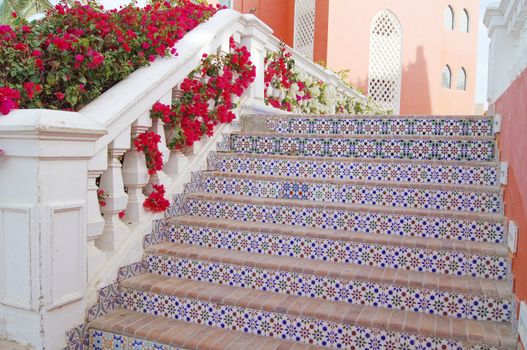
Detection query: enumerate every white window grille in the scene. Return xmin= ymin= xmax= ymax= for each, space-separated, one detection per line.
xmin=444 ymin=6 xmax=455 ymax=30
xmin=442 ymin=65 xmax=452 ymax=88
xmin=293 ymin=0 xmax=316 ymax=60
xmin=367 ymin=10 xmax=403 ymax=113
xmin=457 ymin=67 xmax=467 ymax=90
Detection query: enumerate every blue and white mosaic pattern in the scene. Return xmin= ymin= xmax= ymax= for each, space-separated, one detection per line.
xmin=168 ymin=223 xmax=508 ymax=280
xmin=145 ymin=254 xmax=511 ymax=321
xmin=183 ymin=197 xmax=505 ymax=243
xmin=267 ymin=117 xmax=494 ymax=137
xmin=202 ymin=174 xmax=502 ymax=213
xmin=230 ymin=134 xmax=496 ymax=161
xmin=210 ymin=153 xmax=500 ymax=187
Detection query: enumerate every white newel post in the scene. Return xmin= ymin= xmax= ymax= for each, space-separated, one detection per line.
xmin=147 ymin=92 xmax=172 ymax=192
xmin=0 ymin=110 xmax=106 ymax=349
xmin=86 ymin=148 xmax=108 ymax=280
xmin=97 ymin=127 xmax=131 ymax=251
xmin=122 ymin=113 xmax=151 ymax=222
xmin=240 ymin=14 xmax=273 ymax=105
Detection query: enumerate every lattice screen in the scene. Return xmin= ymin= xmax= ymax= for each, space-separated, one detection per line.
xmin=293 ymin=0 xmax=316 ymax=60
xmin=368 ymin=10 xmax=402 ymax=113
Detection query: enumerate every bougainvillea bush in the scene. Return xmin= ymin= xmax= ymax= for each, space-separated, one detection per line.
xmin=0 ymin=0 xmax=218 ymax=115
xmin=151 ymin=37 xmax=255 ymax=151
xmin=264 ymin=43 xmax=387 ymax=115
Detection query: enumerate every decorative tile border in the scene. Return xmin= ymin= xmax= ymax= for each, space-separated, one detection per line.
xmin=230 ymin=135 xmax=496 ymax=162
xmin=184 ymin=197 xmax=504 ymax=243
xmin=89 ymin=330 xmax=182 ymax=350
xmin=121 ymin=287 xmax=501 ymax=350
xmin=66 ymin=323 xmax=90 ymax=350
xmin=88 ymin=283 xmax=122 ymax=322
xmin=145 ymin=254 xmax=511 ymax=322
xmin=213 ymin=153 xmax=499 ymax=187
xmin=165 ymin=194 xmax=188 ymax=218
xmin=202 ymin=175 xmax=502 ymax=214
xmin=168 ymin=223 xmax=507 ymax=280
xmin=267 ymin=118 xmax=494 ymax=137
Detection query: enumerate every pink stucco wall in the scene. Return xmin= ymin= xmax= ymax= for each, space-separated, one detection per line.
xmin=325 ymin=1 xmax=479 ymax=115
xmin=227 ymin=0 xmax=479 ymax=115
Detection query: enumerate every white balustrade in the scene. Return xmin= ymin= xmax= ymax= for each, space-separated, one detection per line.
xmin=0 ymin=9 xmax=370 ymax=349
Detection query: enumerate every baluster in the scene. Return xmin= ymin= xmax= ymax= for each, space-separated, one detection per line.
xmin=165 ymin=87 xmax=189 ymax=177
xmin=86 ymin=149 xmax=108 ymax=279
xmin=147 ymin=92 xmax=172 ymax=192
xmin=97 ymin=127 xmax=131 ymax=251
xmin=122 ymin=113 xmax=152 ymax=222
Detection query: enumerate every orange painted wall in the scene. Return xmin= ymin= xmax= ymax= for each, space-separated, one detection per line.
xmin=233 ymin=0 xmax=295 ymax=47
xmin=494 ymin=67 xmax=527 ymax=302
xmin=325 ymin=0 xmax=479 ymax=115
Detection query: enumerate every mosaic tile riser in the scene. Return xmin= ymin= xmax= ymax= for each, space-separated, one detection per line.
xmin=90 ymin=330 xmax=183 ymax=350
xmin=182 ymin=198 xmax=504 ymax=243
xmin=145 ymin=254 xmax=511 ymax=322
xmin=168 ymin=224 xmax=507 ymax=280
xmin=120 ymin=288 xmax=505 ymax=350
xmin=267 ymin=118 xmax=494 ymax=137
xmin=212 ymin=153 xmax=499 ymax=187
xmin=230 ymin=135 xmax=496 ymax=162
xmin=202 ymin=175 xmax=502 ymax=214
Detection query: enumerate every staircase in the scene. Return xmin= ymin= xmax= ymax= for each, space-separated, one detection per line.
xmin=88 ymin=114 xmax=516 ymax=349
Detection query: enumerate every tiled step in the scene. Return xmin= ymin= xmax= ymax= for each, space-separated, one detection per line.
xmin=209 ymin=152 xmax=500 ymax=188
xmin=144 ymin=242 xmax=512 ymax=321
xmin=89 ymin=309 xmax=323 ymax=349
xmin=242 ymin=114 xmax=494 ymax=137
xmin=166 ymin=216 xmax=509 ymax=280
xmin=229 ymin=133 xmax=496 ymax=162
xmin=179 ymin=193 xmax=505 ymax=243
xmin=119 ymin=274 xmax=516 ymax=349
xmin=199 ymin=172 xmax=502 ymax=214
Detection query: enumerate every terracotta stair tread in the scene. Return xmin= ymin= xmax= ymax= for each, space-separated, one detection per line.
xmin=120 ymin=273 xmax=516 ymax=348
xmin=90 ymin=309 xmax=324 ymax=350
xmin=203 ymin=170 xmax=501 ymax=193
xmin=144 ymin=242 xmax=512 ymax=299
xmin=184 ymin=192 xmax=504 ymax=222
xmin=244 ymin=114 xmax=494 ymax=121
xmin=231 ymin=131 xmax=496 ymax=142
xmin=215 ymin=151 xmax=501 ymax=167
xmin=167 ymin=215 xmax=508 ymax=257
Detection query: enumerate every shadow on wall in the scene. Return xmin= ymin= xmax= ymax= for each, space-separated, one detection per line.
xmin=353 ymin=46 xmax=432 ymax=115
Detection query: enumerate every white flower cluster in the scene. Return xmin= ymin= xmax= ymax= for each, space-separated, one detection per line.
xmin=267 ymin=61 xmax=386 ymax=115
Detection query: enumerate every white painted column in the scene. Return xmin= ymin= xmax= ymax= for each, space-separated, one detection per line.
xmin=240 ymin=14 xmax=272 ymax=106
xmin=0 ymin=110 xmax=105 ymax=349
xmin=122 ymin=113 xmax=151 ymax=223
xmin=97 ymin=127 xmax=131 ymax=251
xmin=147 ymin=93 xmax=172 ymax=192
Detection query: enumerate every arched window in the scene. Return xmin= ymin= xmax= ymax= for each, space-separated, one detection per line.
xmin=457 ymin=67 xmax=467 ymax=90
xmin=460 ymin=9 xmax=469 ymax=32
xmin=444 ymin=6 xmax=454 ymax=30
xmin=442 ymin=65 xmax=452 ymax=88
xmin=368 ymin=10 xmax=403 ymax=113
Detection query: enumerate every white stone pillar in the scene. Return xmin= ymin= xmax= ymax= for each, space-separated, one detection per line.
xmin=164 ymin=88 xmax=189 ymax=177
xmin=0 ymin=109 xmax=105 ymax=349
xmin=97 ymin=127 xmax=131 ymax=251
xmin=122 ymin=113 xmax=151 ymax=222
xmin=240 ymin=14 xmax=273 ymax=106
